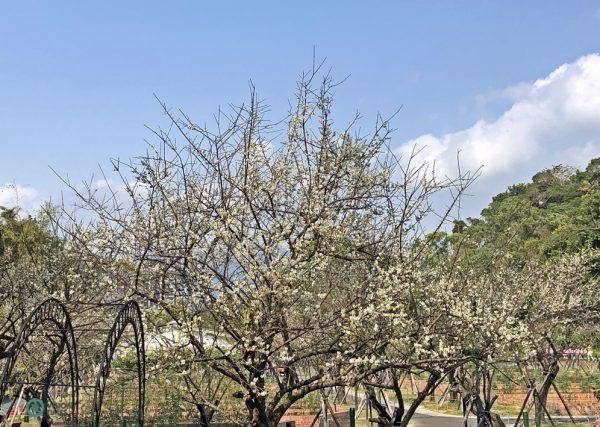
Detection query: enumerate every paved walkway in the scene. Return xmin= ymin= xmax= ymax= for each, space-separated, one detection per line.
xmin=407 ymin=407 xmax=476 ymax=426
xmin=408 ymin=413 xmax=476 ymax=426
xmin=406 ymin=406 xmax=597 ymax=426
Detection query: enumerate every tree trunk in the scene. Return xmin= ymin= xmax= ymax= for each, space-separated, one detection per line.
xmin=42 ymin=341 xmax=65 ymax=426
xmin=535 ymin=360 xmax=559 ymax=426
xmin=490 ymin=412 xmax=507 ymax=426
xmin=365 ymin=385 xmax=393 ymax=426
xmin=247 ymin=398 xmax=282 ymax=427
xmin=248 ymin=406 xmax=273 ymax=427
xmin=398 ymin=372 xmax=440 ymax=427
xmin=197 ymin=403 xmax=215 ymax=427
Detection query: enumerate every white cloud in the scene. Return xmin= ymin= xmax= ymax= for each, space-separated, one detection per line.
xmin=0 ymin=183 xmax=45 ymax=214
xmin=398 ymin=54 xmax=600 ymax=180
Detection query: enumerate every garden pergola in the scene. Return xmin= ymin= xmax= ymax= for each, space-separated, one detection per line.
xmin=0 ymin=298 xmax=146 ymax=426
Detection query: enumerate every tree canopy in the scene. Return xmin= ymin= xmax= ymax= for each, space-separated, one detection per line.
xmin=450 ymin=158 xmax=599 ymax=269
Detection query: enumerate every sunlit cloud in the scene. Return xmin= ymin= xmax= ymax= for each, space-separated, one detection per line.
xmin=0 ymin=183 xmax=45 ymax=214
xmin=397 ymin=54 xmax=600 ymax=179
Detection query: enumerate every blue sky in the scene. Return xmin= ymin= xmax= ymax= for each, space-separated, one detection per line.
xmin=1 ymin=1 xmax=600 ymax=217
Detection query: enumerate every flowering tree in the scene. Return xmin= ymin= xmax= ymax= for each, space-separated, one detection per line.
xmin=357 ymin=241 xmax=597 ymax=426
xmin=444 ymin=252 xmax=598 ymax=425
xmin=60 ymin=68 xmax=479 ymax=425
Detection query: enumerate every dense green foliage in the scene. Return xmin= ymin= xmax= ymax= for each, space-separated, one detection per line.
xmin=450 ymin=158 xmax=599 ymax=267
xmin=0 ymin=205 xmax=76 ymax=302
xmin=0 ymin=206 xmax=59 ymax=267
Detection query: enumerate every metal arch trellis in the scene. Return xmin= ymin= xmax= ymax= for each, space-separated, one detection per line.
xmin=0 ymin=299 xmax=146 ymax=427
xmin=0 ymin=298 xmax=79 ymax=425
xmin=92 ymin=300 xmax=146 ymax=427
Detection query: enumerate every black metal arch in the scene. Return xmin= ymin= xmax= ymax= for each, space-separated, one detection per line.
xmin=0 ymin=298 xmax=79 ymax=425
xmin=92 ymin=300 xmax=146 ymax=426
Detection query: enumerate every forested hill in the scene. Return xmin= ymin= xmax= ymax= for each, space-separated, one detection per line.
xmin=450 ymin=158 xmax=600 ymax=267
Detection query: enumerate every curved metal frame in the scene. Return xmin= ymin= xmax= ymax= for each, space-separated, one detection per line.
xmin=0 ymin=298 xmax=79 ymax=425
xmin=92 ymin=300 xmax=146 ymax=426
xmin=0 ymin=299 xmax=146 ymax=426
